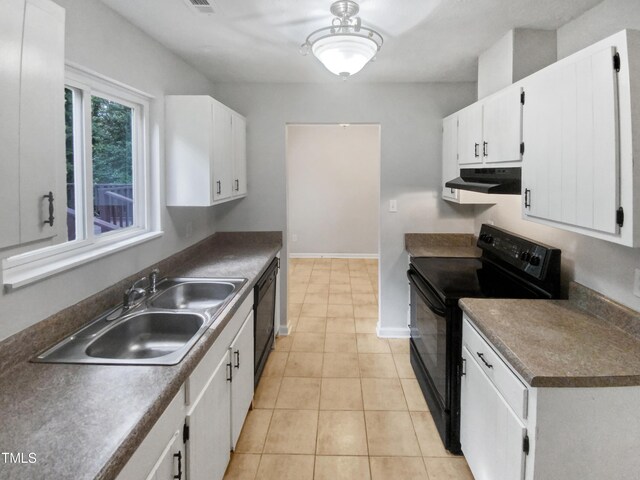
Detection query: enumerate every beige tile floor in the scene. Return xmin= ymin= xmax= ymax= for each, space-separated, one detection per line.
xmin=224 ymin=258 xmax=475 ymax=480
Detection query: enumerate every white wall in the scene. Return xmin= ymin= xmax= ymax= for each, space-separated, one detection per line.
xmin=287 ymin=124 xmax=380 ymax=256
xmin=478 ymin=31 xmax=514 ymax=99
xmin=212 ymin=82 xmax=478 ymax=337
xmin=478 ymin=29 xmax=556 ymax=99
xmin=0 ymin=0 xmax=217 ymax=342
xmin=474 ymin=0 xmax=640 ymax=312
xmin=557 ymin=0 xmax=640 ymax=58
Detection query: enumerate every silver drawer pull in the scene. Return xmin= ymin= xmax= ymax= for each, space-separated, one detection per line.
xmin=477 ymin=352 xmax=493 ymax=369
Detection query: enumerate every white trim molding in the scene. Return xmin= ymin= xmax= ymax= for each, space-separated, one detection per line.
xmin=289 ymin=253 xmax=379 ymax=259
xmin=377 ymin=325 xmax=410 ymax=338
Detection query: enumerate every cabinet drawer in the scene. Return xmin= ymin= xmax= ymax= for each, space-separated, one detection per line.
xmin=463 ymin=317 xmax=528 ymax=420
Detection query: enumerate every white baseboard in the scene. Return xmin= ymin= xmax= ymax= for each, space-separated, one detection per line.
xmin=278 ymin=323 xmax=290 ymax=336
xmin=377 ymin=325 xmax=410 ymax=338
xmin=289 ymin=253 xmax=379 ymax=259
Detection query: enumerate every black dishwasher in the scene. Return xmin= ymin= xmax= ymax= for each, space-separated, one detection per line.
xmin=254 ymin=257 xmax=279 ymax=387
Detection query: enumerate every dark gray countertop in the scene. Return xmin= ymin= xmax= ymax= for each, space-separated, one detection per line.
xmin=0 ymin=232 xmax=282 ymax=480
xmin=460 ymin=286 xmax=640 ymax=388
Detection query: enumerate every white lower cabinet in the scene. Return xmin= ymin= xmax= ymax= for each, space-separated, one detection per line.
xmin=230 ymin=311 xmax=254 ymax=449
xmin=146 ymin=430 xmax=186 ymax=480
xmin=186 ymin=351 xmax=232 ymax=480
xmin=461 ymin=346 xmax=526 ymax=480
xmin=117 ymin=293 xmax=256 ymax=480
xmin=116 ymin=387 xmax=186 ymax=480
xmin=461 ymin=315 xmax=640 ymax=480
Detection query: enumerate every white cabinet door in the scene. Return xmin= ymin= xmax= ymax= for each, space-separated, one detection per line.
xmin=212 ymin=102 xmax=233 ymax=202
xmin=165 ymin=96 xmax=214 ymax=206
xmin=146 ymin=430 xmax=185 ymax=480
xmin=0 ymin=0 xmax=24 ymax=249
xmin=0 ymin=0 xmax=64 ymax=248
xmin=461 ymin=346 xmax=526 ymax=480
xmin=231 ymin=112 xmax=247 ymax=197
xmin=483 ymin=86 xmax=523 ymax=164
xmin=523 ymin=46 xmax=620 ymax=234
xmin=186 ymin=351 xmax=231 ymax=480
xmin=441 ymin=115 xmax=460 ymax=202
xmin=166 ymin=96 xmax=246 ymax=207
xmin=19 ymin=0 xmax=65 ymax=244
xmin=230 ymin=310 xmax=255 ymax=449
xmin=458 ymin=103 xmax=483 ymax=165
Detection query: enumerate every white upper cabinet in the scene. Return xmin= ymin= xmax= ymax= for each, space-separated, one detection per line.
xmin=212 ymin=101 xmax=233 ymax=202
xmin=165 ymin=95 xmax=247 ymax=207
xmin=457 ymin=103 xmax=484 ymax=165
xmin=483 ymin=86 xmax=524 ymax=164
xmin=521 ymin=30 xmax=637 ymax=245
xmin=441 ymin=114 xmax=498 ymax=205
xmin=455 ymin=86 xmax=523 ymax=167
xmin=231 ymin=112 xmax=247 ymax=198
xmin=0 ymin=0 xmax=65 ymax=249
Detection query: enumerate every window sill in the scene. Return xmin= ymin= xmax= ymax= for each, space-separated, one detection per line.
xmin=3 ymin=231 xmax=164 ymax=291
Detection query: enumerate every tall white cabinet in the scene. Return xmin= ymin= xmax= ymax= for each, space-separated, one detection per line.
xmin=518 ymin=30 xmax=640 ymax=247
xmin=0 ymin=0 xmax=65 ymax=249
xmin=522 ymin=38 xmax=624 ymax=239
xmin=165 ymin=95 xmax=247 ymax=207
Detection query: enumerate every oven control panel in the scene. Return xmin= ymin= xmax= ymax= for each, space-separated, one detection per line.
xmin=477 ymin=225 xmax=560 ymax=281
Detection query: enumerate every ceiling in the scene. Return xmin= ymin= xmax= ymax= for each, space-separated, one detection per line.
xmin=100 ymin=0 xmax=603 ymax=83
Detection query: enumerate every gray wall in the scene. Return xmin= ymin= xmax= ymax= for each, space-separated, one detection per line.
xmin=557 ymin=0 xmax=640 ymax=58
xmin=0 ymin=0 xmax=217 ymax=342
xmin=287 ymin=124 xmax=380 ymax=256
xmin=212 ymin=82 xmax=477 ymax=336
xmin=475 ymin=0 xmax=640 ymax=312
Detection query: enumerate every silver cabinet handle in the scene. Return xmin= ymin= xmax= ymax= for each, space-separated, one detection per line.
xmin=235 ymin=179 xmax=239 ymax=191
xmin=216 ymin=180 xmax=221 ymax=195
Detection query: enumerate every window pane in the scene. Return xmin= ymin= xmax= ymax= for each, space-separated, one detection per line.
xmin=91 ymin=96 xmax=134 ymax=235
xmin=65 ymin=88 xmax=76 ymax=241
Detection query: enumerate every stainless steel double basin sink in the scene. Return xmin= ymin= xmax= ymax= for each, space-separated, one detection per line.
xmin=34 ymin=277 xmax=247 ymax=366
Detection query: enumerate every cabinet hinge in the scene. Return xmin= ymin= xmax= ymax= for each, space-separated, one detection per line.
xmin=523 ymin=434 xmax=530 ymax=455
xmin=614 ymin=52 xmax=621 ymax=72
xmin=520 ymin=91 xmax=525 ymax=105
xmin=183 ymin=423 xmax=190 ymax=444
xmin=616 ymin=207 xmax=624 ymax=227
xmin=520 ymin=142 xmax=525 ymax=155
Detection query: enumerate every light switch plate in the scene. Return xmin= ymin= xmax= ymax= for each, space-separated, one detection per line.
xmin=389 ymin=199 xmax=398 ymax=213
xmin=292 ymin=234 xmax=298 ymax=242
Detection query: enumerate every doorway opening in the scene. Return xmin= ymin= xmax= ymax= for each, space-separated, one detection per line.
xmin=285 ymin=123 xmax=381 ymax=335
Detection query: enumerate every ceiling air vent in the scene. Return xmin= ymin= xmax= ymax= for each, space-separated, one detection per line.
xmin=182 ymin=0 xmax=214 ymax=14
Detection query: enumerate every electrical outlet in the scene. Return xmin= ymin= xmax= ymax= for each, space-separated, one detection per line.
xmin=634 ymin=269 xmax=640 ymax=297
xmin=389 ymin=199 xmax=398 ymax=213
xmin=292 ymin=234 xmax=298 ymax=242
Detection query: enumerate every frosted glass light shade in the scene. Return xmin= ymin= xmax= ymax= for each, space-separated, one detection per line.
xmin=311 ymin=34 xmax=378 ymax=77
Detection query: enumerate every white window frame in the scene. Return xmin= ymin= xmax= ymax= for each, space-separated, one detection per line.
xmin=2 ymin=64 xmax=162 ymax=289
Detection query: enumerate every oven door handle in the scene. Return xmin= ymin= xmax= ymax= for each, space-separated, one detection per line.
xmin=407 ymin=269 xmax=447 ymax=317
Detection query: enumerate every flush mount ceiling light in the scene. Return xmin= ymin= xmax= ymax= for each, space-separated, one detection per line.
xmin=300 ymin=0 xmax=383 ymax=78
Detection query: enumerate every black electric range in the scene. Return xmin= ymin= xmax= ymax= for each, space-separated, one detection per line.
xmin=407 ymin=224 xmax=561 ymax=454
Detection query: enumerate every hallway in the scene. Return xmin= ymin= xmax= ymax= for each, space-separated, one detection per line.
xmin=224 ymin=258 xmax=474 ymax=479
